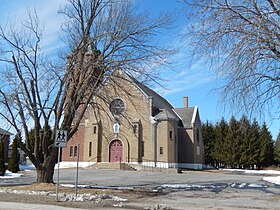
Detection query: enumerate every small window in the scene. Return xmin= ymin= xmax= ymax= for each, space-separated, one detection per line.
xmin=89 ymin=142 xmax=92 ymax=157
xmin=93 ymin=126 xmax=97 ymax=134
xmin=196 ymin=128 xmax=200 ymax=142
xmin=133 ymin=124 xmax=137 ymax=134
xmin=169 ymin=131 xmax=173 ymax=139
xmin=69 ymin=146 xmax=73 ymax=157
xmin=141 ymin=141 xmax=144 ymax=157
xmin=160 ymin=147 xmax=163 ymax=155
xmin=74 ymin=146 xmax=78 ymax=157
xmin=197 ymin=146 xmax=201 ymax=156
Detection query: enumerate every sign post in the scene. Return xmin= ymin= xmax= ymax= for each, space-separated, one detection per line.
xmin=55 ymin=130 xmax=67 ymax=201
xmin=75 ymin=143 xmax=80 ymax=199
xmin=56 ymin=147 xmax=61 ymax=202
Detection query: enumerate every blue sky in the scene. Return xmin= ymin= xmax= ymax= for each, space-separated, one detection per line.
xmin=0 ymin=0 xmax=279 ymax=139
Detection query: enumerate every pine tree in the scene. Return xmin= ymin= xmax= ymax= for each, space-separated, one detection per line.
xmin=213 ymin=118 xmax=228 ymax=167
xmin=0 ymin=141 xmax=6 ymax=176
xmin=238 ymin=115 xmax=252 ymax=169
xmin=248 ymin=119 xmax=260 ymax=168
xmin=202 ymin=121 xmax=215 ymax=166
xmin=274 ymin=132 xmax=280 ymax=165
xmin=259 ymin=123 xmax=274 ymax=167
xmin=8 ymin=136 xmax=20 ymax=173
xmin=224 ymin=116 xmax=240 ymax=168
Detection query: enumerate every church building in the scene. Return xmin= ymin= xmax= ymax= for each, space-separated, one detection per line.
xmin=62 ymin=70 xmax=205 ymax=169
xmin=0 ymin=128 xmax=12 ymax=164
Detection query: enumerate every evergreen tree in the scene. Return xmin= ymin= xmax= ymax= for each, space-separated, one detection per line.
xmin=224 ymin=116 xmax=240 ymax=168
xmin=0 ymin=141 xmax=6 ymax=176
xmin=8 ymin=136 xmax=20 ymax=173
xmin=202 ymin=116 xmax=275 ymax=169
xmin=238 ymin=115 xmax=252 ymax=169
xmin=248 ymin=119 xmax=260 ymax=168
xmin=274 ymin=132 xmax=280 ymax=165
xmin=259 ymin=123 xmax=274 ymax=167
xmin=202 ymin=121 xmax=215 ymax=166
xmin=213 ymin=118 xmax=228 ymax=167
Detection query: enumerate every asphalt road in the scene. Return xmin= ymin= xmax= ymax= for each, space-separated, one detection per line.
xmin=1 ymin=168 xmax=280 ymax=209
xmin=0 ymin=168 xmax=270 ymax=188
xmin=56 ymin=168 xmax=264 ymax=188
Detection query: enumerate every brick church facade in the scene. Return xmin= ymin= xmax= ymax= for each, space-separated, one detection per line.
xmin=61 ymin=69 xmax=205 ymax=169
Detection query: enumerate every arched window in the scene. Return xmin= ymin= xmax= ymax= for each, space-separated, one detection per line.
xmin=74 ymin=146 xmax=78 ymax=157
xmin=89 ymin=142 xmax=92 ymax=157
xmin=69 ymin=146 xmax=73 ymax=157
xmin=93 ymin=126 xmax=97 ymax=134
xmin=196 ymin=128 xmax=200 ymax=143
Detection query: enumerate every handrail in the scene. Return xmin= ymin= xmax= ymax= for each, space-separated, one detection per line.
xmin=126 ymin=157 xmax=177 ymax=171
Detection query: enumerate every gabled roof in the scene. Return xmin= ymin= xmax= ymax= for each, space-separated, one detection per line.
xmin=135 ymin=81 xmax=174 ymax=111
xmin=0 ymin=128 xmax=13 ymax=136
xmin=134 ymin=80 xmax=180 ymax=121
xmin=174 ymin=107 xmax=196 ymax=129
xmin=94 ymin=69 xmax=196 ymax=123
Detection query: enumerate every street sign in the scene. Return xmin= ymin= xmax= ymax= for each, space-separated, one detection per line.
xmin=55 ymin=130 xmax=67 ymax=148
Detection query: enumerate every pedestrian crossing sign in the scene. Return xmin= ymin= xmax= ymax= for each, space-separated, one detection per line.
xmin=55 ymin=130 xmax=67 ymax=148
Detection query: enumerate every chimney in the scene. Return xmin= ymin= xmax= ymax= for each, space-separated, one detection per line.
xmin=183 ymin=96 xmax=188 ymax=108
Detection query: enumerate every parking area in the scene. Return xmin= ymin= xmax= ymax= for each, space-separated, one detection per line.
xmin=1 ymin=168 xmax=280 ymax=209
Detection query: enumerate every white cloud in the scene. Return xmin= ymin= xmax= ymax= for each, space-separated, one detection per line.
xmin=0 ymin=0 xmax=67 ymax=54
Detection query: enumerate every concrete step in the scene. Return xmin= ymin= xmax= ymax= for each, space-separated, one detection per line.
xmin=93 ymin=162 xmax=121 ymax=169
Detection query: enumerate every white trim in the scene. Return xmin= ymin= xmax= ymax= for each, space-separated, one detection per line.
xmin=191 ymin=106 xmax=198 ymax=124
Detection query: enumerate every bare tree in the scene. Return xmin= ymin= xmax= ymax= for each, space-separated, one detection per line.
xmin=0 ymin=0 xmax=173 ymax=183
xmin=183 ymin=0 xmax=280 ymax=118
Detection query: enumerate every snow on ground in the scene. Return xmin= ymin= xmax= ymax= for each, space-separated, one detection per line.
xmin=54 ymin=161 xmax=96 ymax=169
xmin=223 ymin=168 xmax=280 ymax=175
xmin=223 ymin=168 xmax=280 ymax=186
xmin=0 ymin=170 xmax=22 ymax=179
xmin=2 ymin=163 xmax=280 ymax=187
xmin=0 ymin=188 xmax=127 ymax=203
xmin=0 ymin=162 xmax=93 ymax=179
xmin=263 ymin=176 xmax=280 ymax=185
xmin=60 ymin=184 xmax=133 ymax=190
xmin=19 ymin=163 xmax=35 ymax=171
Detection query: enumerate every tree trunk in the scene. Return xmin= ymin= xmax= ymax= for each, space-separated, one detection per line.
xmin=36 ymin=164 xmax=55 ymax=183
xmin=36 ymin=148 xmax=57 ymax=183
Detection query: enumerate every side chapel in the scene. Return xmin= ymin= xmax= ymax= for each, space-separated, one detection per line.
xmin=61 ymin=69 xmax=205 ymax=169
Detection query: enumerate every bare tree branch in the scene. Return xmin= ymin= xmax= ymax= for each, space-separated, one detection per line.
xmin=183 ymin=0 xmax=280 ymax=118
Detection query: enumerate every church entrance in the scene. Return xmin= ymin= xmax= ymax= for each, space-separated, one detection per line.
xmin=109 ymin=140 xmax=123 ymax=162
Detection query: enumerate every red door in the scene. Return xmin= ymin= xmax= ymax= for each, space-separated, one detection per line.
xmin=109 ymin=140 xmax=123 ymax=162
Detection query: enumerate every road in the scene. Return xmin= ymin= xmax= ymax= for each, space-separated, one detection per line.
xmin=0 ymin=167 xmax=265 ymax=187
xmin=1 ymin=168 xmax=280 ymax=209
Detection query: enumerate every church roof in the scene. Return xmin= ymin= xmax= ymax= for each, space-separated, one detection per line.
xmin=97 ymin=70 xmax=198 ymax=125
xmin=134 ymin=81 xmax=180 ymax=121
xmin=132 ymin=76 xmax=199 ymax=126
xmin=174 ymin=107 xmax=196 ymax=128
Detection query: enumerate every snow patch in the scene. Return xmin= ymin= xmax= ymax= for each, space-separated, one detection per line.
xmin=19 ymin=164 xmax=35 ymax=171
xmin=0 ymin=171 xmax=23 ymax=179
xmin=263 ymin=176 xmax=280 ymax=185
xmin=55 ymin=161 xmax=96 ymax=169
xmin=161 ymin=184 xmax=207 ymax=189
xmin=60 ymin=184 xmax=133 ymax=190
xmin=223 ymin=169 xmax=280 ymax=175
xmin=0 ymin=188 xmax=127 ymax=203
xmin=229 ymin=182 xmax=267 ymax=189
xmin=223 ymin=169 xmax=280 ymax=186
